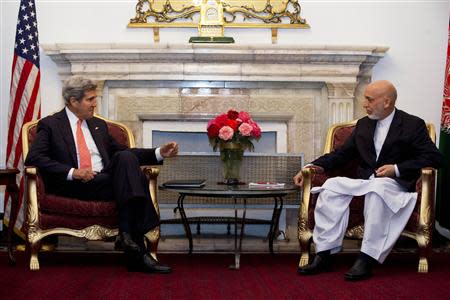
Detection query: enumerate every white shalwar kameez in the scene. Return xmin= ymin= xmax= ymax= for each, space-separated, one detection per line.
xmin=311 ymin=177 xmax=417 ymax=263
xmin=310 ymin=110 xmax=417 ymax=263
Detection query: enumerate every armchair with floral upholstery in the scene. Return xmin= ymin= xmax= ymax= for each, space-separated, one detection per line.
xmin=298 ymin=120 xmax=437 ymax=273
xmin=22 ymin=115 xmax=161 ymax=270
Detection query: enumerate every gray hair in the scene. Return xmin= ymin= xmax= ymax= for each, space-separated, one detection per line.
xmin=62 ymin=76 xmax=97 ymax=104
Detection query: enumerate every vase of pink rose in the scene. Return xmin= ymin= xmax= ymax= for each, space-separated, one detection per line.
xmin=207 ymin=109 xmax=261 ymax=185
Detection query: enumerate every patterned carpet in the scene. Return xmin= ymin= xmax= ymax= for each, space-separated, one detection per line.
xmin=0 ymin=251 xmax=449 ymax=299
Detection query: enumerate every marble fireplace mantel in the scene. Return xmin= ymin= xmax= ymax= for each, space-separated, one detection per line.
xmin=43 ymin=43 xmax=387 ymax=82
xmin=42 ymin=43 xmax=388 ymax=162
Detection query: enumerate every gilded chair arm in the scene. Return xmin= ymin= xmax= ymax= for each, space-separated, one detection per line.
xmin=141 ymin=166 xmax=161 ymax=260
xmin=24 ymin=167 xmax=40 ymax=244
xmin=142 ymin=166 xmax=160 ymax=216
xmin=25 ymin=166 xmax=37 ymax=176
xmin=417 ymin=167 xmax=436 ymax=241
xmin=298 ymin=168 xmax=314 ymax=240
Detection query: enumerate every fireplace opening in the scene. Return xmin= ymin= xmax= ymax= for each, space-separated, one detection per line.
xmin=143 ymin=120 xmax=287 ymax=153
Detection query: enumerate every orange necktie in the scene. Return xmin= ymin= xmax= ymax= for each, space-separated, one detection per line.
xmin=76 ymin=119 xmax=92 ymax=169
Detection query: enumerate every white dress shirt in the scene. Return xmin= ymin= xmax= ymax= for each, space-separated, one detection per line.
xmin=65 ymin=108 xmax=164 ymax=180
xmin=65 ymin=107 xmax=103 ymax=179
xmin=373 ymin=109 xmax=400 ymax=177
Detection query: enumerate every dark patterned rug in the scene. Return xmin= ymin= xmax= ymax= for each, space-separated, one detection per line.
xmin=0 ymin=251 xmax=449 ymax=299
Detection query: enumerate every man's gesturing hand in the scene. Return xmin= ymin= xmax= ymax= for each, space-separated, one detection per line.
xmin=160 ymin=142 xmax=179 ymax=158
xmin=73 ymin=168 xmax=97 ymax=182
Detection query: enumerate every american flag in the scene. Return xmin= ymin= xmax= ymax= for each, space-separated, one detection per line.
xmin=4 ymin=0 xmax=41 ymax=237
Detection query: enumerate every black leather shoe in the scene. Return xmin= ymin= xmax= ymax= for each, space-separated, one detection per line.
xmin=344 ymin=256 xmax=373 ymax=281
xmin=127 ymin=253 xmax=172 ymax=274
xmin=116 ymin=232 xmax=141 ymax=253
xmin=297 ymin=254 xmax=333 ymax=275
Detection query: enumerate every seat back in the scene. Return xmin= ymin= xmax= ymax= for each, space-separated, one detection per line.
xmin=22 ymin=114 xmax=135 ymax=159
xmin=323 ymin=121 xmax=361 ymax=179
xmin=323 ymin=120 xmax=436 ymax=155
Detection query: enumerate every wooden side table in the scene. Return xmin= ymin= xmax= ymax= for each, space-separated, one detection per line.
xmin=0 ymin=168 xmax=20 ymax=265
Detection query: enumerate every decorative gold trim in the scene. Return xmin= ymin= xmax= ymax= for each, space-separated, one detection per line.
xmin=21 ymin=120 xmax=39 ymax=160
xmin=143 ymin=166 xmax=161 ymax=260
xmin=144 ymin=226 xmax=161 ymax=261
xmin=128 ymin=0 xmax=309 ymax=42
xmin=128 ymin=22 xmax=308 ymax=28
xmin=130 ymin=0 xmax=200 ymax=24
xmin=297 ymin=167 xmax=312 ymax=267
xmin=271 ymin=28 xmax=277 ymax=44
xmin=426 ymin=123 xmax=436 ymax=143
xmin=345 ymin=225 xmax=364 ymax=239
xmin=222 ymin=0 xmax=307 ymax=25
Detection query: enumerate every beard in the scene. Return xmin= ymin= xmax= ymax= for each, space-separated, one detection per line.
xmin=367 ymin=113 xmax=381 ymax=120
xmin=366 ymin=105 xmax=384 ymax=120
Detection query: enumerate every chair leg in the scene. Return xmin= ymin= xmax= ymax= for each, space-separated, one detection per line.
xmin=29 ymin=240 xmax=41 ymax=271
xmin=416 ymin=235 xmax=431 ymax=273
xmin=299 ymin=232 xmax=312 ymax=267
xmin=144 ymin=226 xmax=160 ymax=261
xmin=418 ymin=257 xmax=428 ymax=273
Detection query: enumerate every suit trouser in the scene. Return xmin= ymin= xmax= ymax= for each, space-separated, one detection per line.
xmin=109 ymin=150 xmax=159 ymax=237
xmin=313 ymin=179 xmax=417 ymax=263
xmin=52 ymin=150 xmax=159 ymax=240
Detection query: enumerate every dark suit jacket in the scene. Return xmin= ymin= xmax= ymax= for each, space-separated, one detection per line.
xmin=312 ymin=109 xmax=444 ymax=192
xmin=25 ymin=109 xmax=160 ymax=194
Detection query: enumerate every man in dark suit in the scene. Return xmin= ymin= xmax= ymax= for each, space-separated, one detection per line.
xmin=25 ymin=76 xmax=178 ymax=274
xmin=293 ymin=80 xmax=443 ymax=281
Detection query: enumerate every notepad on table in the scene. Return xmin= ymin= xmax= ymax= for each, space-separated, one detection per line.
xmin=163 ymin=179 xmax=206 ymax=188
xmin=248 ymin=182 xmax=285 ymax=188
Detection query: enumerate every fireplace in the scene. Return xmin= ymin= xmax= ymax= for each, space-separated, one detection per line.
xmin=43 ymin=43 xmax=387 ymax=162
xmin=43 ymin=44 xmax=387 ymax=251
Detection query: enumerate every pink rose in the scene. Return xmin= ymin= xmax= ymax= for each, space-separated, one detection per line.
xmin=238 ymin=122 xmax=253 ymax=136
xmin=219 ymin=126 xmax=234 ymax=141
xmin=238 ymin=111 xmax=251 ymax=123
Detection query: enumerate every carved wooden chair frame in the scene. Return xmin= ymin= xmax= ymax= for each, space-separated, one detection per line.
xmin=297 ymin=120 xmax=437 ymax=273
xmin=22 ymin=115 xmax=161 ymax=270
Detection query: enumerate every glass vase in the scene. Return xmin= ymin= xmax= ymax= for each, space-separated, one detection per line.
xmin=220 ymin=142 xmax=244 ymax=185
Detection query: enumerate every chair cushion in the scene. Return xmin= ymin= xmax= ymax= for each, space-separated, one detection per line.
xmin=38 ymin=195 xmax=118 ymax=230
xmin=39 ymin=213 xmax=117 ymax=230
xmin=33 ymin=152 xmax=119 ymax=229
xmin=40 ymin=194 xmax=118 ymax=217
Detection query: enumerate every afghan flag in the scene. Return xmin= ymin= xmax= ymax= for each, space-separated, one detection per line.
xmin=436 ymin=20 xmax=450 ymax=234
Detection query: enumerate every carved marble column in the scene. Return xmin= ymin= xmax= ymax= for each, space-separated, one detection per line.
xmin=93 ymin=80 xmax=105 ymax=115
xmin=326 ymin=82 xmax=358 ymax=124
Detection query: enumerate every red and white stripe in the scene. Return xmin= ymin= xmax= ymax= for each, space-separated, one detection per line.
xmin=4 ymin=54 xmax=41 ymax=236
